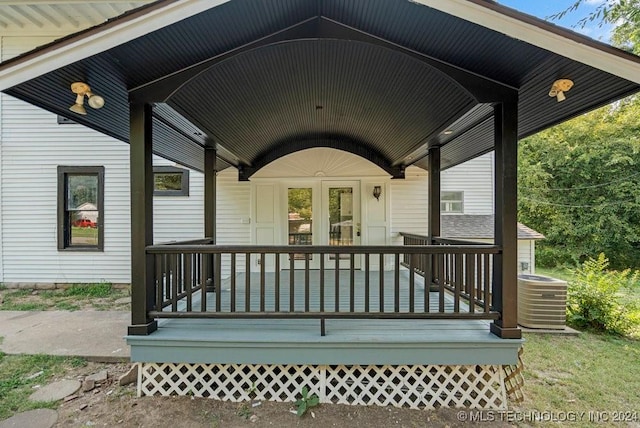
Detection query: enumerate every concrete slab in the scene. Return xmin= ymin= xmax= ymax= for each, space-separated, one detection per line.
xmin=29 ymin=379 xmax=81 ymax=402
xmin=0 ymin=311 xmax=130 ymax=361
xmin=520 ymin=325 xmax=580 ymax=336
xmin=0 ymin=409 xmax=58 ymax=428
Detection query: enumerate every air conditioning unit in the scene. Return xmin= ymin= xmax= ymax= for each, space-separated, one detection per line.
xmin=518 ymin=275 xmax=567 ymax=329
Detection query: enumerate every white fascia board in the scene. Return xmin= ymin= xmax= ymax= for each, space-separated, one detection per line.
xmin=0 ymin=0 xmax=231 ymax=91
xmin=413 ymin=0 xmax=640 ymax=85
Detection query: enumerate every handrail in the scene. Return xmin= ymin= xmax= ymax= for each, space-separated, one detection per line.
xmin=146 ymin=244 xmax=500 ymax=254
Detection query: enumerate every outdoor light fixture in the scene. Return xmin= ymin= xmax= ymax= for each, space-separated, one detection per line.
xmin=373 ymin=185 xmax=382 ymax=201
xmin=548 ymin=79 xmax=574 ymax=102
xmin=69 ymin=82 xmax=105 ymax=115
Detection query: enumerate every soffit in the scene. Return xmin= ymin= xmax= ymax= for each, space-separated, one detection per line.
xmin=0 ymin=0 xmax=638 ymax=174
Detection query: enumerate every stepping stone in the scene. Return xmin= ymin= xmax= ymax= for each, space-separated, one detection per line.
xmin=86 ymin=370 xmax=108 ymax=382
xmin=29 ymin=380 xmax=81 ymax=402
xmin=114 ymin=297 xmax=131 ymax=305
xmin=0 ymin=409 xmax=58 ymax=428
xmin=118 ymin=364 xmax=138 ymax=386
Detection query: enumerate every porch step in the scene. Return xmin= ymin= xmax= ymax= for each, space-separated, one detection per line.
xmin=126 ymin=318 xmax=522 ymax=366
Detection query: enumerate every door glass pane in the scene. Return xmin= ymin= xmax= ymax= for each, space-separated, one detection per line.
xmin=329 ymin=187 xmax=353 ymax=260
xmin=288 ymin=188 xmax=312 ymax=260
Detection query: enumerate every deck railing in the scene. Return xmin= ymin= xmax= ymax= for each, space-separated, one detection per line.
xmin=145 ymin=240 xmax=500 ymax=332
xmin=400 ymin=233 xmax=495 ymax=314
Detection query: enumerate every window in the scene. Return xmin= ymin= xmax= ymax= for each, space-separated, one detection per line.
xmin=154 ymin=166 xmax=189 ymax=196
xmin=441 ymin=191 xmax=463 ymax=213
xmin=57 ymin=166 xmax=104 ymax=251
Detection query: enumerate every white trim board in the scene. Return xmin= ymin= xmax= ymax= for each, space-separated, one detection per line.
xmin=1 ymin=0 xmax=640 ymax=91
xmin=414 ymin=0 xmax=640 ymax=85
xmin=0 ymin=0 xmax=230 ymax=91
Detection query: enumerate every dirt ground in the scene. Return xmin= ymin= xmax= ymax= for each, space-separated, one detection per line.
xmin=52 ymin=362 xmax=516 ymax=428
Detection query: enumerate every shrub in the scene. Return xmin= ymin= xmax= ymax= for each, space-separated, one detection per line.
xmin=567 ymin=254 xmax=640 ymax=336
xmin=535 ymin=245 xmax=577 ymax=268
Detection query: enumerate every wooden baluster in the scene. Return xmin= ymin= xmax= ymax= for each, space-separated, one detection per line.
xmin=394 ymin=253 xmax=400 ymax=313
xmin=364 ymin=254 xmax=370 ymax=312
xmin=230 ymin=253 xmax=236 ymax=312
xmin=379 ymin=253 xmax=385 ymax=312
xmin=275 ymin=254 xmax=280 ymax=312
xmin=350 ymin=254 xmax=355 ymax=313
xmin=200 ymin=253 xmax=207 ymax=312
xmin=290 ymin=254 xmax=295 ymax=312
xmin=260 ymin=253 xmax=266 ymax=312
xmin=245 ymin=253 xmax=251 ymax=312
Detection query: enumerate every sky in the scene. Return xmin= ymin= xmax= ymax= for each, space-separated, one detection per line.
xmin=497 ymin=0 xmax=613 ymax=42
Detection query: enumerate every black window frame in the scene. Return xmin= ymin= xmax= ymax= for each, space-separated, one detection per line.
xmin=153 ymin=166 xmax=190 ymax=196
xmin=57 ymin=166 xmax=105 ymax=251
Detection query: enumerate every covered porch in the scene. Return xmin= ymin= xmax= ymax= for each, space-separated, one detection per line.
xmin=2 ymin=0 xmax=640 ymax=408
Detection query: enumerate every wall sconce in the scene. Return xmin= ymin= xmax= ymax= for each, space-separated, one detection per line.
xmin=373 ymin=185 xmax=382 ymax=201
xmin=69 ymin=82 xmax=105 ymax=115
xmin=548 ymin=79 xmax=574 ymax=102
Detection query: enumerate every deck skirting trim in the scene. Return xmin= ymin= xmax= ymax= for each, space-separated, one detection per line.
xmin=137 ymin=362 xmax=512 ymax=409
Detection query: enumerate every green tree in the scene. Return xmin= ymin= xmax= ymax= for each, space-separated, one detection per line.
xmin=552 ymin=0 xmax=640 ymax=53
xmin=518 ymin=99 xmax=640 ymax=269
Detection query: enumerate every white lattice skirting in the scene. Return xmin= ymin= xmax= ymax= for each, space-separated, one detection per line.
xmin=137 ymin=363 xmax=511 ymax=409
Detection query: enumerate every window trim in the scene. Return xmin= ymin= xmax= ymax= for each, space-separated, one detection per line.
xmin=441 ymin=191 xmax=464 ymax=214
xmin=57 ymin=166 xmax=105 ymax=251
xmin=153 ymin=166 xmax=190 ymax=196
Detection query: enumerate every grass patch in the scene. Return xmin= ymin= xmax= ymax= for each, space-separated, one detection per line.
xmin=0 ymin=283 xmax=129 ymax=312
xmin=521 ymin=331 xmax=640 ymax=427
xmin=535 ymin=266 xmax=576 ymax=283
xmin=54 ymin=301 xmax=80 ymax=311
xmin=0 ymin=301 xmax=49 ymax=311
xmin=63 ymin=283 xmax=113 ymax=298
xmin=0 ymin=354 xmax=87 ymax=420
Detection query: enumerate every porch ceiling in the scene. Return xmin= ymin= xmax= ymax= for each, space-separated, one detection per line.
xmin=1 ymin=0 xmax=639 ymax=174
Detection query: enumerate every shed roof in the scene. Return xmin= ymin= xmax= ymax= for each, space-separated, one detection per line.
xmin=441 ymin=215 xmax=545 ymax=240
xmin=1 ymin=0 xmax=639 ymax=175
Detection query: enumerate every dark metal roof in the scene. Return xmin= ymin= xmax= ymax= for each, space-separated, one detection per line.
xmin=441 ymin=215 xmax=545 ymax=240
xmin=1 ymin=0 xmax=639 ymax=174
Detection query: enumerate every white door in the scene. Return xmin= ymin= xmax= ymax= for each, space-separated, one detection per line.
xmin=285 ymin=181 xmax=360 ymax=269
xmin=322 ymin=181 xmax=361 ymax=269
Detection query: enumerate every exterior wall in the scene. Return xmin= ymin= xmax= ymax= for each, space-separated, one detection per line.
xmin=390 ymin=167 xmax=428 ymax=245
xmin=442 ymin=152 xmax=494 ymax=215
xmin=152 ymin=155 xmax=204 ymax=243
xmin=0 ymin=34 xmax=206 ymax=285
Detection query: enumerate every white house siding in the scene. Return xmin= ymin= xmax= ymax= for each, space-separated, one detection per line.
xmin=216 ymin=168 xmax=251 ymax=246
xmin=0 ymin=36 xmax=207 ymax=285
xmin=390 ymin=167 xmax=428 ymax=245
xmin=152 ymin=155 xmax=205 ymax=243
xmin=442 ymin=152 xmax=494 ymax=215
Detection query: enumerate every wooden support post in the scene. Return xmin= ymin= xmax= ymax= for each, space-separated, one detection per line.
xmin=204 ymin=145 xmax=217 ymax=292
xmin=427 ymin=146 xmax=441 ymax=291
xmin=490 ymin=99 xmax=522 ymax=339
xmin=128 ymin=103 xmax=157 ymax=335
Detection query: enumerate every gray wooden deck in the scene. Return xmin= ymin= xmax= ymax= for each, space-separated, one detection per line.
xmin=127 ymin=269 xmax=522 ymax=366
xmin=174 ymin=269 xmax=470 ymax=314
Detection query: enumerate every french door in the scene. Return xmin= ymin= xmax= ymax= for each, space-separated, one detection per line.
xmin=286 ymin=181 xmax=360 ymax=269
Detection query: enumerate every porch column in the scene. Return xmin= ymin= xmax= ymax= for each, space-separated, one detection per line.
xmin=128 ymin=103 xmax=157 ymax=335
xmin=204 ymin=145 xmax=217 ymax=292
xmin=427 ymin=146 xmax=441 ymax=290
xmin=490 ymin=99 xmax=522 ymax=339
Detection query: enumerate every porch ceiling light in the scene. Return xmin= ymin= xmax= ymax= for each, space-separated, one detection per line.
xmin=548 ymin=79 xmax=574 ymax=102
xmin=69 ymin=82 xmax=105 ymax=115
